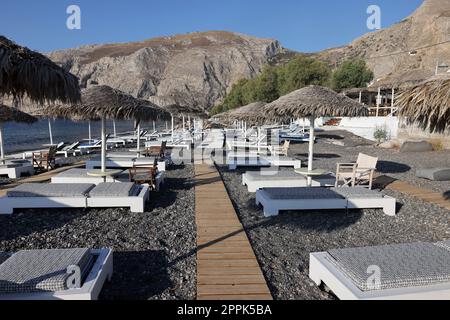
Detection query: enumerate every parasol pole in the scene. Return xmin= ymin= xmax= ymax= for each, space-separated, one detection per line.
xmin=171 ymin=114 xmax=174 ymax=142
xmin=88 ymin=121 xmax=92 ymax=142
xmin=307 ymin=114 xmax=315 ymax=187
xmin=136 ymin=122 xmax=141 ymax=158
xmin=48 ymin=118 xmax=54 ymax=145
xmin=101 ymin=117 xmax=106 ymax=173
xmin=0 ymin=124 xmax=5 ymax=163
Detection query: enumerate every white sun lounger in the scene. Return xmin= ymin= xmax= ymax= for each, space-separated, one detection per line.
xmin=309 ymin=241 xmax=450 ymax=300
xmin=0 ymin=160 xmax=34 ymax=179
xmin=77 ymin=139 xmax=113 ymax=154
xmin=51 ymin=168 xmax=124 ymax=184
xmin=256 ymin=187 xmax=396 ymax=217
xmin=56 ymin=142 xmax=84 ymax=158
xmin=0 ymin=182 xmax=149 ymax=214
xmin=228 ymin=155 xmax=301 ymax=170
xmin=145 ymin=139 xmax=191 ymax=150
xmin=85 ymin=157 xmax=167 ymax=172
xmin=0 ymin=248 xmax=113 ymax=300
xmin=50 ymin=168 xmax=165 ymax=191
xmin=243 ymin=170 xmax=336 ymax=192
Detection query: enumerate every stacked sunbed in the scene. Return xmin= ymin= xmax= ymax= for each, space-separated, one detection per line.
xmin=0 ymin=248 xmax=112 ymax=300
xmin=309 ymin=241 xmax=450 ymax=300
xmin=0 ymin=182 xmax=149 ymax=214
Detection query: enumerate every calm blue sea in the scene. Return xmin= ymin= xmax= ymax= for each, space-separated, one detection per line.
xmin=1 ymin=119 xmax=167 ymax=154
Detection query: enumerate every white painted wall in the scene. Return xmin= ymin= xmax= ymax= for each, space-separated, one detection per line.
xmin=335 ymin=117 xmax=399 ymax=141
xmin=293 ymin=117 xmax=399 ymax=141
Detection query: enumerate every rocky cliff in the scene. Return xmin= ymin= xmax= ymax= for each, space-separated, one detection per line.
xmin=42 ymin=0 xmax=450 ymax=110
xmin=48 ymin=31 xmax=284 ymax=109
xmin=316 ymin=0 xmax=450 ymax=88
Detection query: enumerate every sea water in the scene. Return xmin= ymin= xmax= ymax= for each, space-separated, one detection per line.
xmin=1 ymin=119 xmax=166 ymax=154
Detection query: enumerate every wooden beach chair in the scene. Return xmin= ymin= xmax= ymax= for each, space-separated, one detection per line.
xmin=0 ymin=248 xmax=113 ymax=300
xmin=145 ymin=141 xmax=167 ymax=158
xmin=335 ymin=153 xmax=378 ymax=189
xmin=270 ymin=140 xmax=290 ymax=156
xmin=309 ymin=241 xmax=450 ymax=300
xmin=32 ymin=145 xmax=57 ymax=171
xmin=128 ymin=158 xmax=165 ymax=191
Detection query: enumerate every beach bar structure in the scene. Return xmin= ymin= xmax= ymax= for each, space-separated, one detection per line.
xmin=343 ymin=87 xmax=398 ymax=117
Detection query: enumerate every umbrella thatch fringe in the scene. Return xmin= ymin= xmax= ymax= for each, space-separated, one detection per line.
xmin=44 ymin=85 xmax=171 ymax=122
xmin=262 ymin=86 xmax=368 ymax=122
xmin=396 ymin=76 xmax=450 ymax=133
xmin=215 ymin=102 xmax=266 ymax=124
xmin=0 ymin=104 xmax=37 ymax=124
xmin=0 ymin=36 xmax=81 ymax=105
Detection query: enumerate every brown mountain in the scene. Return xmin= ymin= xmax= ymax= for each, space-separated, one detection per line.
xmin=41 ymin=0 xmax=450 ymax=111
xmin=316 ymin=0 xmax=450 ymax=88
xmin=47 ymin=31 xmax=284 ymax=109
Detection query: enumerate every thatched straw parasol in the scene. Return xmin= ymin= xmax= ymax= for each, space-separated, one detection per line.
xmin=396 ymin=75 xmax=450 ymax=133
xmin=0 ymin=36 xmax=81 ymax=105
xmin=263 ymin=86 xmax=368 ymax=185
xmin=0 ymin=104 xmax=37 ymax=161
xmin=45 ymin=85 xmax=170 ymax=173
xmin=215 ymin=102 xmax=266 ymax=127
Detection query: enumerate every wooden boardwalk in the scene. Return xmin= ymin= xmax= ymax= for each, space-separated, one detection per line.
xmin=194 ymin=164 xmax=272 ymax=300
xmin=386 ymin=179 xmax=450 ymax=210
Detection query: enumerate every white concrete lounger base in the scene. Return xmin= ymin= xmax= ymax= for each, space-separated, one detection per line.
xmin=85 ymin=158 xmax=167 ymax=172
xmin=255 ymin=187 xmax=396 ymax=217
xmin=309 ymin=251 xmax=450 ymax=300
xmin=51 ymin=169 xmax=165 ymax=191
xmin=228 ymin=156 xmax=301 ymax=170
xmin=0 ymin=165 xmax=34 ymax=179
xmin=243 ymin=171 xmax=336 ymax=192
xmin=51 ymin=169 xmax=124 ymax=185
xmin=0 ymin=249 xmax=113 ymax=300
xmin=0 ymin=185 xmax=150 ymax=214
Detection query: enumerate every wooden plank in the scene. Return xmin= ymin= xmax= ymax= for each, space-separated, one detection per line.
xmin=386 ymin=179 xmax=450 ymax=211
xmin=195 ymin=164 xmax=272 ymax=300
xmin=198 ymin=284 xmax=272 ymax=295
xmin=198 ymin=294 xmax=272 ymax=300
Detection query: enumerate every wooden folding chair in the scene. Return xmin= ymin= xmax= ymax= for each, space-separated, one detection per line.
xmin=335 ymin=153 xmax=378 ymax=189
xmin=145 ymin=141 xmax=167 ymax=158
xmin=271 ymin=140 xmax=290 ymax=156
xmin=32 ymin=146 xmax=57 ymax=171
xmin=128 ymin=158 xmax=158 ymax=190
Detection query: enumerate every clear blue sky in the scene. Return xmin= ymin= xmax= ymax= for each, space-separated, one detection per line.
xmin=1 ymin=0 xmax=423 ymax=53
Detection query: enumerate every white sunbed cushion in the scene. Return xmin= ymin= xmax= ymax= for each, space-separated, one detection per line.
xmin=56 ymin=168 xmax=92 ymax=178
xmin=332 ymin=187 xmax=384 ymax=199
xmin=89 ymin=182 xmax=139 ymax=198
xmin=6 ymin=183 xmax=95 ymax=198
xmin=246 ymin=171 xmax=306 ymax=182
xmin=326 ymin=242 xmax=450 ymax=291
xmin=262 ymin=187 xmax=343 ymax=200
xmin=0 ymin=164 xmax=22 ymax=169
xmin=416 ymin=168 xmax=450 ymax=181
xmin=0 ymin=248 xmax=92 ymax=294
